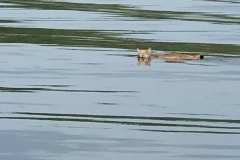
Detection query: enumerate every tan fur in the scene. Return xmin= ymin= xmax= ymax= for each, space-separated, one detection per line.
xmin=137 ymin=47 xmax=151 ymax=58
xmin=152 ymin=53 xmax=202 ymax=60
xmin=137 ymin=48 xmax=203 ymax=60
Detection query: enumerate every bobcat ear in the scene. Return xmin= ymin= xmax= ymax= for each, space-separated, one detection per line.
xmin=137 ymin=48 xmax=140 ymax=52
xmin=147 ymin=47 xmax=151 ymax=53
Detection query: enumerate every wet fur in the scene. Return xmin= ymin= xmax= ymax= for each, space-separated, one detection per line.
xmin=137 ymin=47 xmax=151 ymax=59
xmin=137 ymin=48 xmax=204 ymax=60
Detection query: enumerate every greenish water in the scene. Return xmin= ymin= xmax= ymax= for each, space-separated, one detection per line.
xmin=0 ymin=0 xmax=240 ymax=159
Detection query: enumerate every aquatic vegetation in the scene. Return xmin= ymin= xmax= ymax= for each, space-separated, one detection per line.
xmin=0 ymin=1 xmax=240 ymax=159
xmin=1 ymin=26 xmax=240 ymax=54
xmin=202 ymin=0 xmax=240 ymax=4
xmin=0 ymin=19 xmax=18 ymax=23
xmin=1 ymin=0 xmax=240 ymax=54
xmin=0 ymin=86 xmax=136 ymax=93
xmin=1 ymin=0 xmax=240 ymax=24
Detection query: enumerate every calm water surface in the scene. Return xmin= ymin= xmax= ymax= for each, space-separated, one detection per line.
xmin=0 ymin=0 xmax=240 ymax=159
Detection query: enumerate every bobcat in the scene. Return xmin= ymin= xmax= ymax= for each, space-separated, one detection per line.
xmin=137 ymin=47 xmax=151 ymax=59
xmin=137 ymin=47 xmax=204 ymax=60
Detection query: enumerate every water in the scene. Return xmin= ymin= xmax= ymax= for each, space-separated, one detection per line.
xmin=1 ymin=0 xmax=240 ymax=159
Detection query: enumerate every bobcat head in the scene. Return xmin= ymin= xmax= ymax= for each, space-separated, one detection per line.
xmin=137 ymin=47 xmax=151 ymax=59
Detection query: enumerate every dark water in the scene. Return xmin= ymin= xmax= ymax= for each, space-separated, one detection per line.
xmin=1 ymin=0 xmax=240 ymax=159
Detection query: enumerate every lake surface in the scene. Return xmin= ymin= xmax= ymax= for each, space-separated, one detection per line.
xmin=1 ymin=0 xmax=240 ymax=159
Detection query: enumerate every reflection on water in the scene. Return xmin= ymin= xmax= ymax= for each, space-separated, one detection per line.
xmin=1 ymin=111 xmax=240 ymax=133
xmin=137 ymin=57 xmax=151 ymax=66
xmin=0 ymin=86 xmax=137 ymax=93
xmin=1 ymin=0 xmax=240 ymax=160
xmin=137 ymin=57 xmax=188 ymax=66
